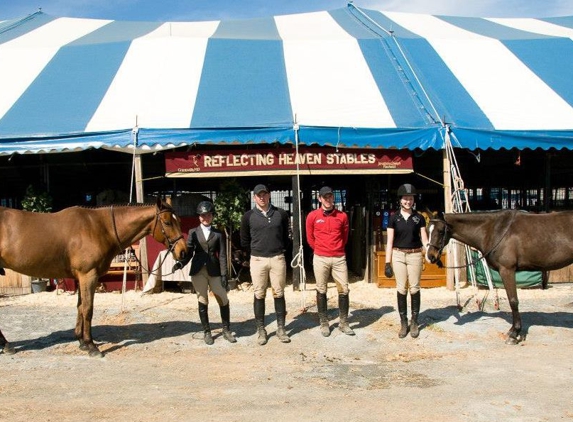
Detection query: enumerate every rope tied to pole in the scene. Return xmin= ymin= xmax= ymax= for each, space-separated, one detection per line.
xmin=291 ymin=120 xmax=308 ymax=312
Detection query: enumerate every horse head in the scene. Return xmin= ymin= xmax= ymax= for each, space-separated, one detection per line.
xmin=152 ymin=197 xmax=188 ymax=262
xmin=426 ymin=216 xmax=451 ymax=267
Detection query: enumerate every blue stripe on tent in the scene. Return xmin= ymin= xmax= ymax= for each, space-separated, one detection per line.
xmin=504 ymin=38 xmax=573 ymax=108
xmin=331 ymin=9 xmax=436 ymax=129
xmin=539 ymin=16 xmax=573 ymax=30
xmin=0 ymin=129 xmax=133 ymax=155
xmin=359 ymin=10 xmax=494 ymax=130
xmin=0 ymin=12 xmax=55 ymax=45
xmin=398 ymin=36 xmax=494 ymax=129
xmin=298 ymin=126 xmax=444 ymax=149
xmin=137 ymin=127 xmax=294 ymax=147
xmin=451 ymin=128 xmax=573 ymax=150
xmin=0 ymin=21 xmax=161 ymax=137
xmin=439 ymin=16 xmax=554 ymax=40
xmin=441 ymin=17 xmax=573 ymax=110
xmin=190 ymin=18 xmax=293 ymax=128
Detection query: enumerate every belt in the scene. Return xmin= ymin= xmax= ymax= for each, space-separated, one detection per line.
xmin=393 ymin=247 xmax=423 ymax=254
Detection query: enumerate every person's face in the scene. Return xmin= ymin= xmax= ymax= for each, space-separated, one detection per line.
xmin=254 ymin=191 xmax=270 ymax=209
xmin=199 ymin=212 xmax=213 ymax=226
xmin=400 ymin=195 xmax=415 ymax=210
xmin=319 ymin=193 xmax=335 ymax=210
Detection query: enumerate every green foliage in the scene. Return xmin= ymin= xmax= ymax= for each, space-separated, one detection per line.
xmin=21 ymin=185 xmax=53 ymax=213
xmin=213 ymin=179 xmax=248 ymax=234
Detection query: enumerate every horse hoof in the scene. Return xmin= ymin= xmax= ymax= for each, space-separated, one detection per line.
xmin=78 ymin=343 xmax=89 ymax=351
xmin=505 ymin=336 xmax=519 ymax=345
xmin=88 ymin=349 xmax=104 ymax=358
xmin=3 ymin=343 xmax=16 ymax=355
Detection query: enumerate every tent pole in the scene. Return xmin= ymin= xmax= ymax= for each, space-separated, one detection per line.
xmin=291 ymin=173 xmax=301 ymax=290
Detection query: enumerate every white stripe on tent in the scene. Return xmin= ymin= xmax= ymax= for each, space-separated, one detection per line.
xmin=487 ymin=18 xmax=573 ymax=39
xmin=86 ymin=21 xmax=219 ymax=131
xmin=385 ymin=11 xmax=573 ymax=131
xmin=0 ymin=17 xmax=110 ymax=121
xmin=276 ymin=12 xmax=395 ymax=128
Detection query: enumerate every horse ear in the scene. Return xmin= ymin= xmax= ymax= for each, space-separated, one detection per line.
xmin=156 ymin=196 xmax=163 ymax=209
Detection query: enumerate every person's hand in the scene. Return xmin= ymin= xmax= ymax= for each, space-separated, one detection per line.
xmin=172 ymin=261 xmax=183 ymax=273
xmin=221 ymin=275 xmax=229 ymax=291
xmin=384 ymin=263 xmax=394 ymax=278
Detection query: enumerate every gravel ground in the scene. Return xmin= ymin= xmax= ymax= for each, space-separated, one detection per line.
xmin=1 ymin=279 xmax=573 ymax=422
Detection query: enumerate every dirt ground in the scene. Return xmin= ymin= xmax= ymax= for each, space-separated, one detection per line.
xmin=1 ymin=278 xmax=573 ymax=422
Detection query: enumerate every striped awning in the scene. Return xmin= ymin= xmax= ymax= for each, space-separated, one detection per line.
xmin=1 ymin=4 xmax=572 ymax=154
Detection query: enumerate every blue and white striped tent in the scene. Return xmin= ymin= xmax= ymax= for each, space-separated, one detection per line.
xmin=1 ymin=3 xmax=573 ymax=155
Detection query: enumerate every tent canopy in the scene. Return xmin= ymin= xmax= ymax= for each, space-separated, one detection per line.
xmin=1 ymin=4 xmax=573 ymax=155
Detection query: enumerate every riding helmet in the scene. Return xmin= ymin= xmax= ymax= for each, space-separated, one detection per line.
xmin=397 ymin=183 xmax=417 ymax=197
xmin=196 ymin=201 xmax=214 ymax=215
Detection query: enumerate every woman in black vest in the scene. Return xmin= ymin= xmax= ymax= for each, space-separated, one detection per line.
xmin=384 ymin=184 xmax=429 ymax=339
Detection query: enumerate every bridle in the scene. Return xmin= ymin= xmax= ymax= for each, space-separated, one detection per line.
xmin=151 ymin=208 xmax=184 ymax=253
xmin=110 ymin=205 xmax=184 ymax=276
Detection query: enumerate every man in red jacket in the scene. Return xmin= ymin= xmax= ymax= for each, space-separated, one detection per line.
xmin=305 ymin=186 xmax=355 ymax=337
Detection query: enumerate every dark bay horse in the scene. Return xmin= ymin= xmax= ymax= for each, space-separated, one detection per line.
xmin=426 ymin=210 xmax=573 ymax=345
xmin=0 ymin=198 xmax=187 ymax=357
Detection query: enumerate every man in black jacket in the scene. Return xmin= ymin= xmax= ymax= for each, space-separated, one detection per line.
xmin=240 ymin=184 xmax=291 ymax=346
xmin=174 ymin=201 xmax=236 ymax=345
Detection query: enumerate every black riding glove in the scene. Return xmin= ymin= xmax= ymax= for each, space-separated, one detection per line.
xmin=221 ymin=275 xmax=229 ymax=291
xmin=384 ymin=263 xmax=394 ymax=278
xmin=172 ymin=261 xmax=183 ymax=273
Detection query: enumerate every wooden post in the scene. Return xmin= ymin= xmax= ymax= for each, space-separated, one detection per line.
xmin=442 ymin=149 xmax=454 ymax=290
xmin=135 ymin=154 xmax=149 ymax=286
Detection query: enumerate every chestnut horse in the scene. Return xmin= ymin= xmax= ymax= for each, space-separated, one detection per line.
xmin=426 ymin=210 xmax=573 ymax=345
xmin=0 ymin=198 xmax=187 ymax=357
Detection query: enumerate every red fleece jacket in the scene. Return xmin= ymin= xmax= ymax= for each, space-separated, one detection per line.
xmin=305 ymin=208 xmax=348 ymax=257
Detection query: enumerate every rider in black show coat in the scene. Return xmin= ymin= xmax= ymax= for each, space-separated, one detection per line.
xmin=174 ymin=201 xmax=236 ymax=345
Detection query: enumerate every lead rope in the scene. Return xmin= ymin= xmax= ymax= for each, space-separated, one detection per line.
xmin=290 ymin=120 xmax=308 ymax=312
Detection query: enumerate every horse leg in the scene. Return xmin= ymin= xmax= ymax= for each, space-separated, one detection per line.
xmin=76 ymin=275 xmax=103 ymax=357
xmin=499 ymin=268 xmax=521 ymax=345
xmin=0 ymin=328 xmax=15 ymax=354
xmin=75 ymin=287 xmax=86 ymax=350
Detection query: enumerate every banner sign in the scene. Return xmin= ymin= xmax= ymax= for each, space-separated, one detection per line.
xmin=165 ymin=147 xmax=413 ymax=177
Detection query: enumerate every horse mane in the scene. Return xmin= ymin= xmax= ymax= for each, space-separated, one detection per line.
xmin=78 ymin=202 xmax=159 ymax=210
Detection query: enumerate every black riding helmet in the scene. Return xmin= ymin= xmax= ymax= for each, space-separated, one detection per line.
xmin=397 ymin=183 xmax=417 ymax=197
xmin=196 ymin=201 xmax=214 ymax=215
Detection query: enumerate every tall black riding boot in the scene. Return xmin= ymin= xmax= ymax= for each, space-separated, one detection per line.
xmin=274 ymin=296 xmax=291 ymax=343
xmin=397 ymin=292 xmax=409 ymax=338
xmin=316 ymin=291 xmax=330 ymax=337
xmin=220 ymin=304 xmax=237 ymax=343
xmin=254 ymin=296 xmax=267 ymax=346
xmin=198 ymin=302 xmax=214 ymax=345
xmin=338 ymin=294 xmax=355 ymax=336
xmin=410 ymin=290 xmax=421 ymax=338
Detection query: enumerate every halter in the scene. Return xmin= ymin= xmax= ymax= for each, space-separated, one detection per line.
xmin=427 ymin=219 xmax=449 ymax=255
xmin=428 ymin=211 xmax=517 ymax=270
